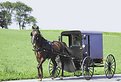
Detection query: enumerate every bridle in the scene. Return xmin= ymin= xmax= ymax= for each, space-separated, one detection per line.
xmin=31 ymin=30 xmax=40 ymax=50
xmin=30 ymin=30 xmax=46 ymax=53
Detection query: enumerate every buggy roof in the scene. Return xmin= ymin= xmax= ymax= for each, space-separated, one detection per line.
xmin=61 ymin=30 xmax=81 ymax=36
xmin=61 ymin=30 xmax=102 ymax=36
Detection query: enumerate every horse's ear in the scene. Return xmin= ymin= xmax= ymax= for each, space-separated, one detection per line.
xmin=32 ymin=26 xmax=34 ymax=29
xmin=36 ymin=26 xmax=39 ymax=29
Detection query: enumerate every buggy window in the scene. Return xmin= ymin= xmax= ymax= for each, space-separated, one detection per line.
xmin=61 ymin=34 xmax=82 ymax=47
xmin=62 ymin=36 xmax=69 ymax=47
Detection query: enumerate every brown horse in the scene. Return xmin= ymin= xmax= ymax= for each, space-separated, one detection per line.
xmin=30 ymin=26 xmax=65 ymax=81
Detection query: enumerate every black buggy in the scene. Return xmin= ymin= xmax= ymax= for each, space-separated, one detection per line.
xmin=48 ymin=30 xmax=116 ymax=80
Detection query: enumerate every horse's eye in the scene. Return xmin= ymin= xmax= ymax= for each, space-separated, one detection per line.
xmin=36 ymin=34 xmax=39 ymax=37
xmin=36 ymin=35 xmax=39 ymax=39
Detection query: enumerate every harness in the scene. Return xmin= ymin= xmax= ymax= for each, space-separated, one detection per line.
xmin=32 ymin=40 xmax=53 ymax=58
xmin=32 ymin=47 xmax=46 ymax=52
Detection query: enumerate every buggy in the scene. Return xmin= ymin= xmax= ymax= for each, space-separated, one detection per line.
xmin=49 ymin=30 xmax=116 ymax=80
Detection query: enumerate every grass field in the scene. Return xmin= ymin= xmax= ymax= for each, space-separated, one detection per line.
xmin=0 ymin=29 xmax=121 ymax=81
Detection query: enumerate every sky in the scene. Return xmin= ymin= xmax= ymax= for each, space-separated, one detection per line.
xmin=0 ymin=0 xmax=121 ymax=32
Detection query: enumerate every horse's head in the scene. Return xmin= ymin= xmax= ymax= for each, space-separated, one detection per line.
xmin=30 ymin=26 xmax=42 ymax=48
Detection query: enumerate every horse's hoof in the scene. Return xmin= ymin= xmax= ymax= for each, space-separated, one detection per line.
xmin=60 ymin=77 xmax=63 ymax=80
xmin=51 ymin=77 xmax=55 ymax=80
xmin=38 ymin=77 xmax=42 ymax=81
xmin=38 ymin=78 xmax=42 ymax=81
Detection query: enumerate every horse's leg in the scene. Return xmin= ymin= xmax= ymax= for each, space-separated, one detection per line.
xmin=51 ymin=58 xmax=57 ymax=79
xmin=37 ymin=57 xmax=45 ymax=81
xmin=60 ymin=61 xmax=64 ymax=80
xmin=37 ymin=64 xmax=41 ymax=79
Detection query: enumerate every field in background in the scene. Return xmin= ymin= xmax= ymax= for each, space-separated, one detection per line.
xmin=0 ymin=29 xmax=121 ymax=81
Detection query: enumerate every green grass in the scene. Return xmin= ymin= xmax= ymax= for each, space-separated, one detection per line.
xmin=0 ymin=29 xmax=62 ymax=81
xmin=103 ymin=32 xmax=121 ymax=74
xmin=0 ymin=29 xmax=121 ymax=81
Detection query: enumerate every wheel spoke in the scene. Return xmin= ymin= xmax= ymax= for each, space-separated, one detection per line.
xmin=48 ymin=59 xmax=61 ymax=77
xmin=111 ymin=68 xmax=115 ymax=73
xmin=49 ymin=68 xmax=53 ymax=71
xmin=105 ymin=68 xmax=108 ymax=74
xmin=49 ymin=62 xmax=53 ymax=65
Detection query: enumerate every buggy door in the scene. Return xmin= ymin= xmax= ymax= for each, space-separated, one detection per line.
xmin=82 ymin=35 xmax=90 ymax=58
xmin=70 ymin=34 xmax=82 ymax=59
xmin=61 ymin=34 xmax=82 ymax=71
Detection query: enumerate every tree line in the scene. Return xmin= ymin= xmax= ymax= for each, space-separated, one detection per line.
xmin=0 ymin=1 xmax=37 ymax=30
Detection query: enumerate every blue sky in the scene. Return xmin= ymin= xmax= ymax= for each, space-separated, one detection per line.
xmin=1 ymin=0 xmax=121 ymax=32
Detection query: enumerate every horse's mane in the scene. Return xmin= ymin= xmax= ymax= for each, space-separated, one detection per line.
xmin=34 ymin=29 xmax=49 ymax=48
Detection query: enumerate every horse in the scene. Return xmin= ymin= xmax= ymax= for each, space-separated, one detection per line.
xmin=30 ymin=26 xmax=65 ymax=81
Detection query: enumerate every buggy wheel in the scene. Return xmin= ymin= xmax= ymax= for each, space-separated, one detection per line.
xmin=82 ymin=56 xmax=94 ymax=80
xmin=104 ymin=54 xmax=116 ymax=79
xmin=48 ymin=59 xmax=61 ymax=78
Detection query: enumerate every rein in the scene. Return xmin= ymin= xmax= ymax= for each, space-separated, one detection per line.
xmin=32 ymin=37 xmax=53 ymax=57
xmin=32 ymin=47 xmax=46 ymax=52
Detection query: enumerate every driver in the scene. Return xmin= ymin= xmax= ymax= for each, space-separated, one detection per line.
xmin=73 ymin=36 xmax=80 ymax=46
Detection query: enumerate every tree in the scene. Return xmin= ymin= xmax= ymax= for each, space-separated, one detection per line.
xmin=14 ymin=1 xmax=36 ymax=30
xmin=0 ymin=1 xmax=37 ymax=29
xmin=24 ymin=16 xmax=37 ymax=26
xmin=0 ymin=11 xmax=7 ymax=28
xmin=0 ymin=1 xmax=14 ymax=29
